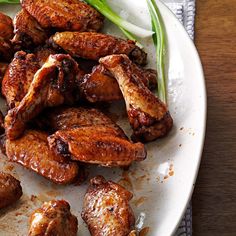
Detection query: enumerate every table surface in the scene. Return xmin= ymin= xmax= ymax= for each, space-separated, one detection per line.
xmin=193 ymin=0 xmax=236 ymax=235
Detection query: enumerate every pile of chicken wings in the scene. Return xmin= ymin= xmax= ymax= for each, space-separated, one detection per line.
xmin=0 ymin=0 xmax=173 ymax=235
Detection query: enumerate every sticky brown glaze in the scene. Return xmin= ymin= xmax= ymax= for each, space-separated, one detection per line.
xmin=5 ymin=130 xmax=80 ymax=184
xmin=81 ymin=176 xmax=135 ymax=236
xmin=0 ymin=172 xmax=22 ymax=209
xmin=28 ymin=200 xmax=78 ymax=236
xmin=0 ymin=12 xmax=13 ymax=61
xmin=50 ymin=32 xmax=147 ymax=65
xmin=80 ymin=64 xmax=157 ymax=103
xmin=99 ymin=54 xmax=173 ymax=142
xmin=4 ymin=54 xmax=80 ymax=140
xmin=21 ymin=0 xmax=104 ymax=32
xmin=2 ymin=51 xmax=40 ymax=109
xmin=12 ymin=9 xmax=48 ymax=50
xmin=48 ymin=125 xmax=146 ymax=167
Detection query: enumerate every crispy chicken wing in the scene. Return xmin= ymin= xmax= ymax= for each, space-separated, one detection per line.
xmin=80 ymin=64 xmax=157 ymax=102
xmin=2 ymin=51 xmax=40 ymax=109
xmin=100 ymin=54 xmax=173 ymax=142
xmin=82 ymin=176 xmax=135 ymax=236
xmin=0 ymin=172 xmax=22 ymax=209
xmin=4 ymin=54 xmax=80 ymax=140
xmin=50 ymin=32 xmax=147 ymax=65
xmin=5 ymin=130 xmax=80 ymax=184
xmin=12 ymin=9 xmax=48 ymax=50
xmin=21 ymin=0 xmax=104 ymax=32
xmin=29 ymin=200 xmax=78 ymax=236
xmin=48 ymin=125 xmax=146 ymax=167
xmin=0 ymin=12 xmax=13 ymax=61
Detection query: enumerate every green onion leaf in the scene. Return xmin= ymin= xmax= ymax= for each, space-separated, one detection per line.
xmin=146 ymin=0 xmax=167 ymax=104
xmin=84 ymin=0 xmax=153 ymax=39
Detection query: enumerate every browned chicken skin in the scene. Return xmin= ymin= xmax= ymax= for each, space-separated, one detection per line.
xmin=2 ymin=51 xmax=40 ymax=109
xmin=4 ymin=54 xmax=80 ymax=140
xmin=0 ymin=62 xmax=8 ymax=86
xmin=28 ymin=200 xmax=78 ymax=236
xmin=34 ymin=45 xmax=57 ymax=66
xmin=80 ymin=64 xmax=157 ymax=103
xmin=100 ymin=54 xmax=173 ymax=142
xmin=82 ymin=176 xmax=135 ymax=236
xmin=50 ymin=32 xmax=147 ymax=65
xmin=0 ymin=172 xmax=22 ymax=209
xmin=12 ymin=9 xmax=48 ymax=50
xmin=48 ymin=125 xmax=146 ymax=167
xmin=21 ymin=0 xmax=104 ymax=32
xmin=5 ymin=130 xmax=80 ymax=184
xmin=0 ymin=12 xmax=14 ymax=61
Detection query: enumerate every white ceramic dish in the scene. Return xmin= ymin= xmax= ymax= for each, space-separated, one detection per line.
xmin=0 ymin=1 xmax=206 ymax=236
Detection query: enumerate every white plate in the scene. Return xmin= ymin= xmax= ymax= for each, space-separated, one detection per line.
xmin=0 ymin=1 xmax=206 ymax=236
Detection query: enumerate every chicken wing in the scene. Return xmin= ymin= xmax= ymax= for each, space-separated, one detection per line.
xmin=50 ymin=32 xmax=147 ymax=65
xmin=80 ymin=64 xmax=157 ymax=102
xmin=4 ymin=54 xmax=80 ymax=140
xmin=5 ymin=130 xmax=80 ymax=184
xmin=29 ymin=200 xmax=78 ymax=236
xmin=0 ymin=12 xmax=13 ymax=61
xmin=2 ymin=51 xmax=40 ymax=109
xmin=99 ymin=54 xmax=173 ymax=142
xmin=81 ymin=176 xmax=135 ymax=236
xmin=21 ymin=0 xmax=104 ymax=32
xmin=48 ymin=125 xmax=146 ymax=167
xmin=0 ymin=172 xmax=22 ymax=209
xmin=12 ymin=9 xmax=48 ymax=50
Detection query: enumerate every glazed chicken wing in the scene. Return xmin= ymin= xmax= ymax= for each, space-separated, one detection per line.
xmin=0 ymin=172 xmax=22 ymax=209
xmin=48 ymin=125 xmax=146 ymax=167
xmin=80 ymin=64 xmax=157 ymax=102
xmin=4 ymin=54 xmax=80 ymax=140
xmin=29 ymin=200 xmax=78 ymax=236
xmin=12 ymin=9 xmax=48 ymax=50
xmin=0 ymin=12 xmax=13 ymax=61
xmin=21 ymin=0 xmax=104 ymax=32
xmin=5 ymin=130 xmax=80 ymax=184
xmin=82 ymin=176 xmax=135 ymax=236
xmin=100 ymin=54 xmax=173 ymax=142
xmin=2 ymin=51 xmax=40 ymax=109
xmin=50 ymin=32 xmax=147 ymax=65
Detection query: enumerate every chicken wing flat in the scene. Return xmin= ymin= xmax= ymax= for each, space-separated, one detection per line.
xmin=4 ymin=54 xmax=80 ymax=140
xmin=29 ymin=200 xmax=78 ymax=236
xmin=48 ymin=125 xmax=146 ymax=167
xmin=12 ymin=9 xmax=48 ymax=50
xmin=5 ymin=130 xmax=80 ymax=184
xmin=21 ymin=0 xmax=104 ymax=32
xmin=100 ymin=54 xmax=173 ymax=142
xmin=80 ymin=64 xmax=157 ymax=103
xmin=50 ymin=32 xmax=147 ymax=65
xmin=0 ymin=172 xmax=22 ymax=209
xmin=2 ymin=51 xmax=40 ymax=109
xmin=0 ymin=12 xmax=13 ymax=61
xmin=82 ymin=176 xmax=135 ymax=236
xmin=37 ymin=107 xmax=126 ymax=138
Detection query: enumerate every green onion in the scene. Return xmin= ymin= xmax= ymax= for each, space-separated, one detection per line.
xmin=146 ymin=0 xmax=167 ymax=104
xmin=0 ymin=0 xmax=19 ymax=3
xmin=84 ymin=0 xmax=153 ymax=39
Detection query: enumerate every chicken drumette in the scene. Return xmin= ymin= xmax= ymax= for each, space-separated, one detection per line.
xmin=21 ymin=0 xmax=104 ymax=32
xmin=100 ymin=54 xmax=173 ymax=142
xmin=4 ymin=54 xmax=81 ymax=140
xmin=0 ymin=172 xmax=22 ymax=209
xmin=50 ymin=32 xmax=147 ymax=65
xmin=82 ymin=176 xmax=135 ymax=236
xmin=0 ymin=12 xmax=14 ymax=61
xmin=28 ymin=200 xmax=78 ymax=236
xmin=5 ymin=129 xmax=80 ymax=184
xmin=12 ymin=9 xmax=48 ymax=50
